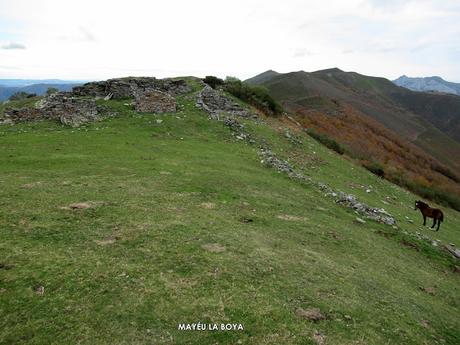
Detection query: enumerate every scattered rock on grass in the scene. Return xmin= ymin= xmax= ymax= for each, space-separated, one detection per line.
xmin=355 ymin=217 xmax=366 ymax=224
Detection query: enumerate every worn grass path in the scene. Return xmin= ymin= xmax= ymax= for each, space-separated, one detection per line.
xmin=0 ymin=94 xmax=459 ymax=344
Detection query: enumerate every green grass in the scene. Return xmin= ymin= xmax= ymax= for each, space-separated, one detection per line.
xmin=0 ymin=91 xmax=459 ymax=345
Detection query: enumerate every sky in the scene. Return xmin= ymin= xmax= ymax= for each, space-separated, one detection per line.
xmin=0 ymin=0 xmax=459 ymax=81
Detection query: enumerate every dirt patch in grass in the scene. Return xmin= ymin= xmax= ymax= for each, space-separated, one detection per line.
xmin=199 ymin=202 xmax=215 ymax=209
xmin=201 ymin=243 xmax=226 ymax=253
xmin=95 ymin=235 xmax=120 ymax=246
xmin=376 ymin=229 xmax=396 ymax=238
xmin=420 ymin=286 xmax=436 ymax=296
xmin=60 ymin=201 xmax=105 ymax=210
xmin=313 ymin=330 xmax=326 ymax=345
xmin=400 ymin=239 xmax=420 ymax=251
xmin=295 ymin=307 xmax=326 ymax=322
xmin=21 ymin=181 xmax=42 ymax=188
xmin=277 ymin=214 xmax=306 ymax=221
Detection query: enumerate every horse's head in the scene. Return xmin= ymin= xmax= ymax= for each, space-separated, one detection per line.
xmin=415 ymin=200 xmax=427 ymax=210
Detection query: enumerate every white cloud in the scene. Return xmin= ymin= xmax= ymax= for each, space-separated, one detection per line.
xmin=0 ymin=0 xmax=458 ymax=81
xmin=1 ymin=41 xmax=26 ymax=49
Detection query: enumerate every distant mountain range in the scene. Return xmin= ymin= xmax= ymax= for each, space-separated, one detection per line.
xmin=0 ymin=79 xmax=86 ymax=101
xmin=393 ymin=75 xmax=460 ymax=95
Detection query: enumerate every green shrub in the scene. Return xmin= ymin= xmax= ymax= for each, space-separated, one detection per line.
xmin=307 ymin=129 xmax=345 ymax=155
xmin=9 ymin=91 xmax=36 ymax=101
xmin=46 ymin=87 xmax=59 ymax=95
xmin=430 ymin=162 xmax=460 ymax=183
xmin=363 ymin=160 xmax=385 ymax=177
xmin=223 ymin=78 xmax=283 ymax=115
xmin=406 ymin=182 xmax=460 ymax=212
xmin=383 ymin=169 xmax=460 ymax=211
xmin=203 ymin=76 xmax=224 ymax=89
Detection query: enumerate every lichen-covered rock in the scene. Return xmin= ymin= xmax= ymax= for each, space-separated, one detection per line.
xmin=134 ymin=89 xmax=176 ymax=113
xmin=196 ymin=85 xmax=252 ymax=119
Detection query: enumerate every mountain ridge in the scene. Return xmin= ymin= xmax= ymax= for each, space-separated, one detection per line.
xmin=393 ymin=75 xmax=460 ymax=95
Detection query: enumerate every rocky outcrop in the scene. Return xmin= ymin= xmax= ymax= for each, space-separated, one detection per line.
xmin=134 ymin=89 xmax=176 ymax=113
xmin=73 ymin=77 xmax=191 ymax=99
xmin=196 ymin=85 xmax=252 ymax=119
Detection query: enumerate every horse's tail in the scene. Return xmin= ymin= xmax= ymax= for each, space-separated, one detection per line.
xmin=440 ymin=211 xmax=444 ymax=223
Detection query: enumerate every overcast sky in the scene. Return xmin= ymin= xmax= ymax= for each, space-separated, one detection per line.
xmin=0 ymin=0 xmax=459 ymax=81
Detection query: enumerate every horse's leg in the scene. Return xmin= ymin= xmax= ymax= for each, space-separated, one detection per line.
xmin=423 ymin=215 xmax=426 ymax=226
xmin=436 ymin=218 xmax=441 ymax=231
xmin=431 ymin=218 xmax=436 ymax=228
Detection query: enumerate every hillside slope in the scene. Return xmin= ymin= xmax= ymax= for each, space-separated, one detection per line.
xmin=0 ymin=81 xmax=459 ymax=344
xmin=248 ymin=69 xmax=460 ymax=209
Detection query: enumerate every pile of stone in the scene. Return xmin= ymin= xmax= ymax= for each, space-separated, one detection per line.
xmin=134 ymin=89 xmax=176 ymax=113
xmin=4 ymin=92 xmax=100 ymax=127
xmin=223 ymin=118 xmax=255 ymax=144
xmin=73 ymin=77 xmax=190 ymax=99
xmin=284 ymin=130 xmax=303 ymax=145
xmin=3 ymin=107 xmax=44 ymax=123
xmin=335 ymin=192 xmax=396 ymax=225
xmin=196 ymin=85 xmax=252 ymax=120
xmin=259 ymin=147 xmax=306 ymax=180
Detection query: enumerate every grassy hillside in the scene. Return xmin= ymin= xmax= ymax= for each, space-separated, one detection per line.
xmin=0 ymin=88 xmax=459 ymax=345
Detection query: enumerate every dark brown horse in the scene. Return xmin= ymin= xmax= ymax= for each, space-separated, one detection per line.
xmin=414 ymin=200 xmax=444 ymax=231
